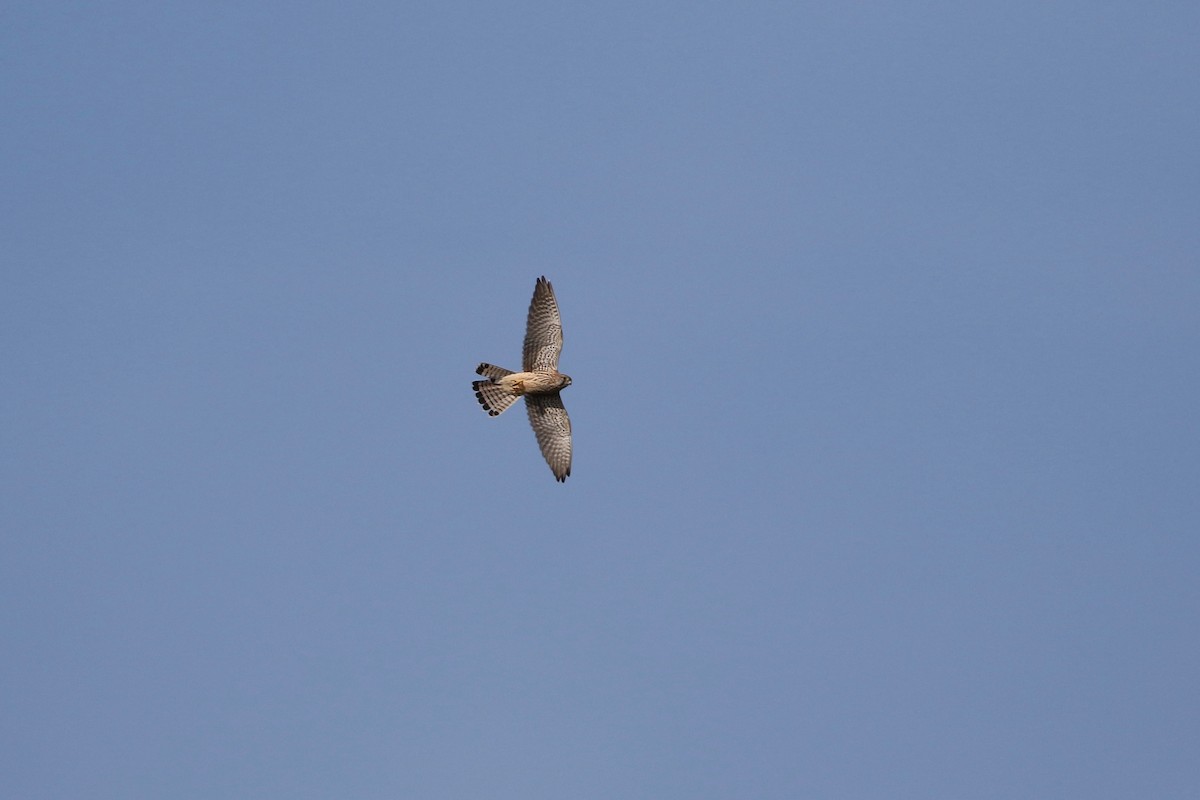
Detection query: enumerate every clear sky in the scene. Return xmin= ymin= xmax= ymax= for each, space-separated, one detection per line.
xmin=3 ymin=2 xmax=1198 ymax=798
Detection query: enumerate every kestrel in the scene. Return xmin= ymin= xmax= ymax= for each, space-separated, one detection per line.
xmin=472 ymin=276 xmax=573 ymax=482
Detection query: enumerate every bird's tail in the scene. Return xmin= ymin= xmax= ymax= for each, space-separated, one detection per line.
xmin=476 ymin=363 xmax=515 ymax=380
xmin=473 ymin=363 xmax=519 ymax=416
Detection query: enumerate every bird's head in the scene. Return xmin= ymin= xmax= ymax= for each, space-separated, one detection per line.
xmin=560 ymin=374 xmax=573 ymax=388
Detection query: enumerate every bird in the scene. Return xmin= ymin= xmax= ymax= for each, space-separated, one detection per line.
xmin=472 ymin=276 xmax=573 ymax=482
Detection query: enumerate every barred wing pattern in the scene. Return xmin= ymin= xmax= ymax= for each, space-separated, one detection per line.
xmin=525 ymin=392 xmax=572 ymax=482
xmin=522 ymin=276 xmax=563 ymax=372
xmin=472 ymin=276 xmax=573 ymax=482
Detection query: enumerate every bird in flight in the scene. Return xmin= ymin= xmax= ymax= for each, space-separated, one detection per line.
xmin=472 ymin=276 xmax=573 ymax=482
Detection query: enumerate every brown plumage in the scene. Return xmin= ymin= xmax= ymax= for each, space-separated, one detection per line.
xmin=471 ymin=277 xmax=573 ymax=481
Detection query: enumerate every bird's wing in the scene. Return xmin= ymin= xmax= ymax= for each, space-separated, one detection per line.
xmin=522 ymin=276 xmax=563 ymax=372
xmin=525 ymin=392 xmax=572 ymax=482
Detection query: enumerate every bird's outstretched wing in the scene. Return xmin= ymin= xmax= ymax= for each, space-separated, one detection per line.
xmin=522 ymin=276 xmax=563 ymax=372
xmin=525 ymin=392 xmax=571 ymax=482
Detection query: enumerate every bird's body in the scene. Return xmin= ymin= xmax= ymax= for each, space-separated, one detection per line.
xmin=492 ymin=371 xmax=572 ymax=397
xmin=471 ymin=276 xmax=573 ymax=482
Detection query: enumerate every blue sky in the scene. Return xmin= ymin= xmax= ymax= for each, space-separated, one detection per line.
xmin=3 ymin=2 xmax=1198 ymax=798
